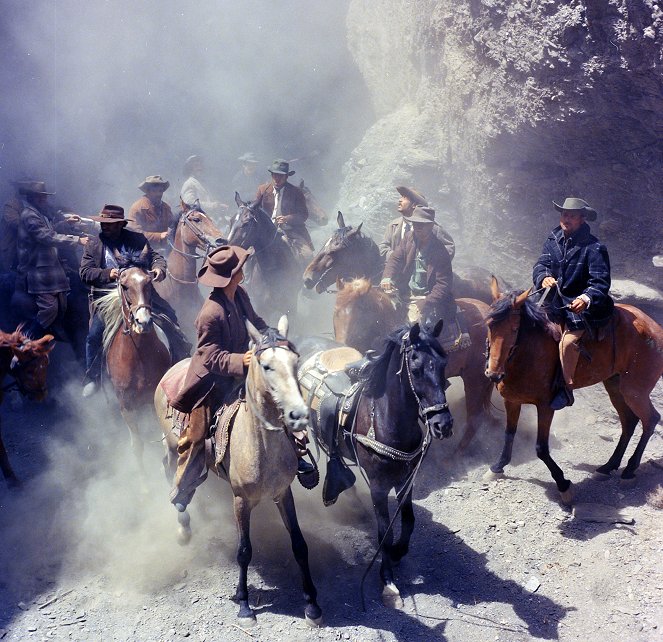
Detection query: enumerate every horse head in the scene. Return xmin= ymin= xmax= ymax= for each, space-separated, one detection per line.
xmin=245 ymin=316 xmax=309 ymax=435
xmin=229 ymin=193 xmax=276 ymax=252
xmin=6 ymin=331 xmax=55 ymax=401
xmin=485 ymin=276 xmax=531 ymax=382
xmin=116 ymin=263 xmax=155 ymax=334
xmin=303 ymin=211 xmax=364 ymax=292
xmin=178 ymin=200 xmax=226 ymax=255
xmin=401 ymin=321 xmax=454 ymax=439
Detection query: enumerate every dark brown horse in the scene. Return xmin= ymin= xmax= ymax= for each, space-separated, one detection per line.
xmin=154 ymin=200 xmax=224 ymax=337
xmin=0 ymin=328 xmax=54 ymax=486
xmin=332 ymin=278 xmax=493 ymax=450
xmin=484 ymin=277 xmax=663 ymax=504
xmin=94 ymin=262 xmax=171 ymax=464
xmin=228 ymin=194 xmax=302 ymax=324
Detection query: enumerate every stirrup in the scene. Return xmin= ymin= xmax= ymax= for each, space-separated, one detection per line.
xmin=297 ymin=452 xmax=319 ymax=490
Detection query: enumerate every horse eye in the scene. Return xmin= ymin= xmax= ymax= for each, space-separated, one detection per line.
xmin=262 ymin=363 xmax=272 ymax=372
xmin=191 ymin=216 xmax=201 ymax=223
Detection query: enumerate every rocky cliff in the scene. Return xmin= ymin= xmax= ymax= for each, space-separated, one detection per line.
xmin=339 ymin=0 xmax=663 ymax=286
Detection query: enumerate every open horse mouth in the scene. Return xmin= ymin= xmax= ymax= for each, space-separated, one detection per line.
xmin=485 ymin=369 xmax=505 ymax=383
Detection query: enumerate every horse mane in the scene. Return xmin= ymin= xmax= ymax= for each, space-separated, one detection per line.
xmin=488 ymin=291 xmax=561 ymax=339
xmin=363 ymin=326 xmax=404 ymax=397
xmin=336 ymin=277 xmax=373 ymax=305
xmin=92 ymin=291 xmax=124 ymax=353
xmin=0 ymin=325 xmax=52 ymax=353
xmin=115 ymin=249 xmax=151 ymax=270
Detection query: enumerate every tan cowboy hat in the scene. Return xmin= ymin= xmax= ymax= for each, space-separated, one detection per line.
xmin=183 ymin=155 xmax=202 ymax=175
xmin=408 ymin=205 xmax=436 ymax=224
xmin=18 ymin=180 xmax=55 ymax=196
xmin=197 ymin=245 xmax=254 ymax=288
xmin=268 ymin=159 xmax=295 ymax=176
xmin=138 ymin=175 xmax=170 ymax=192
xmin=552 ymin=197 xmax=597 ymax=222
xmin=396 ymin=186 xmax=428 ymax=207
xmin=90 ymin=204 xmax=133 ymax=223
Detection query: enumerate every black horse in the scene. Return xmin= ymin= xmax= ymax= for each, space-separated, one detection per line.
xmin=229 ymin=194 xmax=302 ymax=324
xmin=302 ymin=321 xmax=453 ymax=606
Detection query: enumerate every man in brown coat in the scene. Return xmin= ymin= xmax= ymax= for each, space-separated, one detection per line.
xmin=379 ymin=186 xmax=455 ymax=261
xmin=255 ymin=159 xmax=314 ymax=263
xmin=381 ymin=205 xmax=455 ymax=326
xmin=128 ymin=175 xmax=176 ymax=254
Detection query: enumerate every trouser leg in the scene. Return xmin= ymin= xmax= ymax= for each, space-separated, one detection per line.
xmin=559 ymin=329 xmax=585 ymax=386
xmin=85 ymin=313 xmax=105 ymax=381
xmin=34 ymin=292 xmax=67 ymax=332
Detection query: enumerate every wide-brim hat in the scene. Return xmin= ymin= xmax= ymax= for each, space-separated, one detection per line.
xmin=90 ymin=204 xmax=133 ymax=223
xmin=183 ymin=155 xmax=202 ymax=175
xmin=239 ymin=152 xmax=259 ymax=164
xmin=268 ymin=159 xmax=295 ymax=176
xmin=18 ymin=180 xmax=55 ymax=196
xmin=197 ymin=245 xmax=254 ymax=288
xmin=552 ymin=197 xmax=597 ymax=222
xmin=396 ymin=186 xmax=428 ymax=207
xmin=408 ymin=205 xmax=436 ymax=224
xmin=139 ymin=175 xmax=170 ymax=192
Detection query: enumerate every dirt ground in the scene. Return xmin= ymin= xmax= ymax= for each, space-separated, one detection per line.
xmin=0 ymin=343 xmax=662 ymax=642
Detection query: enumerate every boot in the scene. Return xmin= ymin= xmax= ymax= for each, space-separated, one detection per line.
xmin=296 ymin=455 xmax=319 ymax=490
xmin=550 ymin=386 xmax=574 ymax=411
xmin=322 ymin=453 xmax=356 ymax=506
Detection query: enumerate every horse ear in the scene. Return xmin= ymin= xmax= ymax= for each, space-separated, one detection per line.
xmin=514 ymin=289 xmax=531 ymax=308
xmin=35 ymin=334 xmax=56 ymax=351
xmin=490 ymin=275 xmax=501 ymax=302
xmin=245 ymin=319 xmax=262 ymax=345
xmin=336 ymin=211 xmax=345 ymax=228
xmin=355 ymin=222 xmax=363 ymax=235
xmin=235 ymin=191 xmax=244 ymax=208
xmin=409 ymin=322 xmax=421 ymax=343
xmin=277 ymin=315 xmax=289 ymax=338
xmin=336 ymin=276 xmax=344 ymax=291
xmin=433 ymin=318 xmax=444 ymax=338
xmin=140 ymin=244 xmax=150 ymax=261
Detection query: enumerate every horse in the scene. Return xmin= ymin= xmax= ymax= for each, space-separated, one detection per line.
xmin=299 ymin=179 xmax=329 ymax=227
xmin=0 ymin=327 xmax=54 ymax=487
xmin=154 ymin=200 xmax=225 ymax=337
xmin=154 ymin=316 xmax=322 ymax=627
xmin=301 ymin=321 xmax=453 ymax=607
xmin=228 ymin=194 xmax=302 ymax=324
xmin=303 ymin=211 xmax=508 ymax=302
xmin=484 ymin=277 xmax=663 ymax=504
xmin=94 ymin=254 xmax=171 ymax=465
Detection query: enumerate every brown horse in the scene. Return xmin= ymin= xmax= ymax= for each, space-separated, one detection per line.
xmin=0 ymin=328 xmax=54 ymax=486
xmin=154 ymin=201 xmax=225 ymax=337
xmin=484 ymin=277 xmax=663 ymax=504
xmin=155 ymin=317 xmax=322 ymax=627
xmin=94 ymin=264 xmax=171 ymax=464
xmin=333 ymin=278 xmax=494 ymax=450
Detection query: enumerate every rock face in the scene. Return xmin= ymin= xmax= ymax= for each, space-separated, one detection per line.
xmin=339 ymin=0 xmax=663 ymax=286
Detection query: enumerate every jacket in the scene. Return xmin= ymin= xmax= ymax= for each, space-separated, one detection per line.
xmin=533 ymin=222 xmax=614 ymax=330
xmin=379 ymin=217 xmax=456 ymax=261
xmin=128 ymin=196 xmax=175 ymax=252
xmin=383 ymin=232 xmax=456 ymax=323
xmin=255 ymin=181 xmax=313 ymax=247
xmin=169 ymin=286 xmax=268 ymax=413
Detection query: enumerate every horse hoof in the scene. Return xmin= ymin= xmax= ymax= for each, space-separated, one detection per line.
xmin=237 ymin=613 xmax=257 ymax=628
xmin=559 ymin=485 xmax=574 ymax=506
xmin=592 ymin=470 xmax=612 ymax=481
xmin=382 ymin=583 xmax=404 ymax=609
xmin=483 ymin=469 xmax=504 ymax=481
xmin=304 ymin=607 xmax=323 ymax=628
xmin=619 ymin=476 xmax=637 ymax=488
xmin=177 ymin=526 xmax=192 ymax=546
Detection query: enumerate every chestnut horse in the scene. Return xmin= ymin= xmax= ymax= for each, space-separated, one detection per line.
xmin=0 ymin=328 xmax=54 ymax=486
xmin=94 ymin=262 xmax=171 ymax=465
xmin=484 ymin=277 xmax=663 ymax=504
xmin=154 ymin=200 xmax=225 ymax=337
xmin=154 ymin=317 xmax=322 ymax=627
xmin=331 ymin=278 xmax=493 ymax=450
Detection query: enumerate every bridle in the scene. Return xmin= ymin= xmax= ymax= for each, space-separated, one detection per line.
xmin=168 ymin=209 xmax=217 ymax=261
xmin=117 ymin=269 xmax=153 ymax=334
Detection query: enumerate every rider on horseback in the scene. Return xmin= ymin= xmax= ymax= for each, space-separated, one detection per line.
xmin=128 ymin=175 xmax=176 ymax=255
xmin=167 ymin=245 xmax=315 ymax=511
xmin=79 ymin=205 xmax=191 ymax=397
xmin=255 ymin=159 xmax=314 ymax=264
xmin=533 ymin=197 xmax=614 ymax=410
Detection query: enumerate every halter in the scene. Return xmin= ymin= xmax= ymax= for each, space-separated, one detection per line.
xmin=117 ymin=269 xmax=153 ymax=334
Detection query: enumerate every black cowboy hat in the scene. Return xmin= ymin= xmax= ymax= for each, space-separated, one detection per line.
xmin=552 ymin=197 xmax=597 ymax=222
xmin=197 ymin=245 xmax=254 ymax=288
xmin=90 ymin=204 xmax=133 ymax=223
xmin=18 ymin=180 xmax=55 ymax=196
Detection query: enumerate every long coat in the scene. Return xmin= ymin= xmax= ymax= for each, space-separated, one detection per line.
xmin=383 ymin=232 xmax=456 ymax=323
xmin=127 ymin=196 xmax=175 ymax=253
xmin=533 ymin=222 xmax=614 ymax=330
xmin=169 ymin=286 xmax=267 ymax=413
xmin=379 ymin=217 xmax=456 ymax=262
xmin=255 ymin=181 xmax=313 ymax=248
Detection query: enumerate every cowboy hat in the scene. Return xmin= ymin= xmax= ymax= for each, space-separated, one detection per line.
xmin=183 ymin=155 xmax=202 ymax=175
xmin=408 ymin=205 xmax=436 ymax=224
xmin=268 ymin=159 xmax=295 ymax=176
xmin=18 ymin=180 xmax=55 ymax=196
xmin=552 ymin=197 xmax=597 ymax=222
xmin=89 ymin=204 xmax=133 ymax=223
xmin=238 ymin=152 xmax=259 ymax=164
xmin=138 ymin=175 xmax=170 ymax=192
xmin=197 ymin=245 xmax=254 ymax=288
xmin=396 ymin=186 xmax=428 ymax=207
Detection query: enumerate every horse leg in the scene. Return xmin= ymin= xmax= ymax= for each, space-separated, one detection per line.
xmin=0 ymin=418 xmax=20 ymax=488
xmin=488 ymin=400 xmax=521 ymax=475
xmin=596 ymin=375 xmax=639 ymax=476
xmin=370 ymin=484 xmax=403 ymax=609
xmin=534 ymin=404 xmax=573 ymax=504
xmin=233 ymin=494 xmax=257 ymax=625
xmin=455 ymin=371 xmax=493 ymax=452
xmin=274 ymin=487 xmax=322 ymax=626
xmin=119 ymin=406 xmax=145 ymax=472
xmin=390 ymin=486 xmax=414 ymax=565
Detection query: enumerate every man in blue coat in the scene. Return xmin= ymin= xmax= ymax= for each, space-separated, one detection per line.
xmin=533 ymin=197 xmax=614 ymax=409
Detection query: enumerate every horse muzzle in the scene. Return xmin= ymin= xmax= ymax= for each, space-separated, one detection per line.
xmin=429 ymin=411 xmax=454 ymax=440
xmin=485 ymin=368 xmax=504 ymax=383
xmin=286 ymin=407 xmax=309 ymax=433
